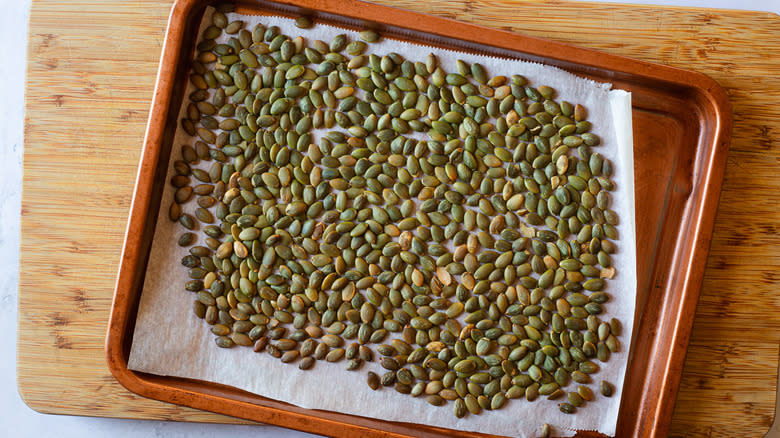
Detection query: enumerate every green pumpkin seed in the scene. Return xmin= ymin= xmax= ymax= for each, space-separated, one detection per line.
xmin=559 ymin=402 xmax=576 ymax=414
xmin=295 ymin=16 xmax=313 ymax=29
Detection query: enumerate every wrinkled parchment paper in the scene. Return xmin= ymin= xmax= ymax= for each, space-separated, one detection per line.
xmin=128 ymin=9 xmax=636 ymax=438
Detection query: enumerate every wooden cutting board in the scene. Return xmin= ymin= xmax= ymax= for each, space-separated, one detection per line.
xmin=19 ymin=0 xmax=780 ymax=436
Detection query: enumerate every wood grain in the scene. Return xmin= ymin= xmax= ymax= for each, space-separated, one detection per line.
xmin=20 ymin=0 xmax=780 ymax=436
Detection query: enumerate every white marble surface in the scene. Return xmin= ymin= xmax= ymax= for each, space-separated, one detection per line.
xmin=3 ymin=1 xmax=778 ymax=437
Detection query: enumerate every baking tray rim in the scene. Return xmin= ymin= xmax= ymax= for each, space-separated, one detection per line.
xmin=106 ymin=0 xmax=732 ymax=437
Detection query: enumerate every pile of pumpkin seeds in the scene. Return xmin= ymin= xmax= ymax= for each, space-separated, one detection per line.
xmin=171 ymin=3 xmax=622 ymax=420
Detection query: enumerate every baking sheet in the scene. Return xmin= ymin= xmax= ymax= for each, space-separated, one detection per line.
xmin=128 ymin=8 xmax=636 ymax=437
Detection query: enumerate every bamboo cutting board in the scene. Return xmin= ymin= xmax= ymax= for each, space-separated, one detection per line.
xmin=19 ymin=1 xmax=780 ymax=437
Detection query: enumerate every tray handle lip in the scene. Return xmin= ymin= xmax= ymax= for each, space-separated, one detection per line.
xmin=105 ymin=0 xmax=196 ymax=392
xmin=644 ymin=69 xmax=732 ymax=438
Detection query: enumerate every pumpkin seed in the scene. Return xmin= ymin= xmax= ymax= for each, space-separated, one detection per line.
xmin=360 ymin=30 xmax=380 ymax=43
xmin=600 ymin=380 xmax=614 ymax=397
xmin=559 ymin=402 xmax=576 ymax=414
xmin=295 ymin=16 xmax=313 ymax=29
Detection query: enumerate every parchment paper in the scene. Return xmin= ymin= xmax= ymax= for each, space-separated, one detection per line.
xmin=128 ymin=9 xmax=636 ymax=438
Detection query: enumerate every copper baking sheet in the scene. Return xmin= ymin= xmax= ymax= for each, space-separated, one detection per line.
xmin=106 ymin=0 xmax=732 ymax=436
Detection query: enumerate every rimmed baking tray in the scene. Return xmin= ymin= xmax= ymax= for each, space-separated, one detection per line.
xmin=106 ymin=0 xmax=732 ymax=436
